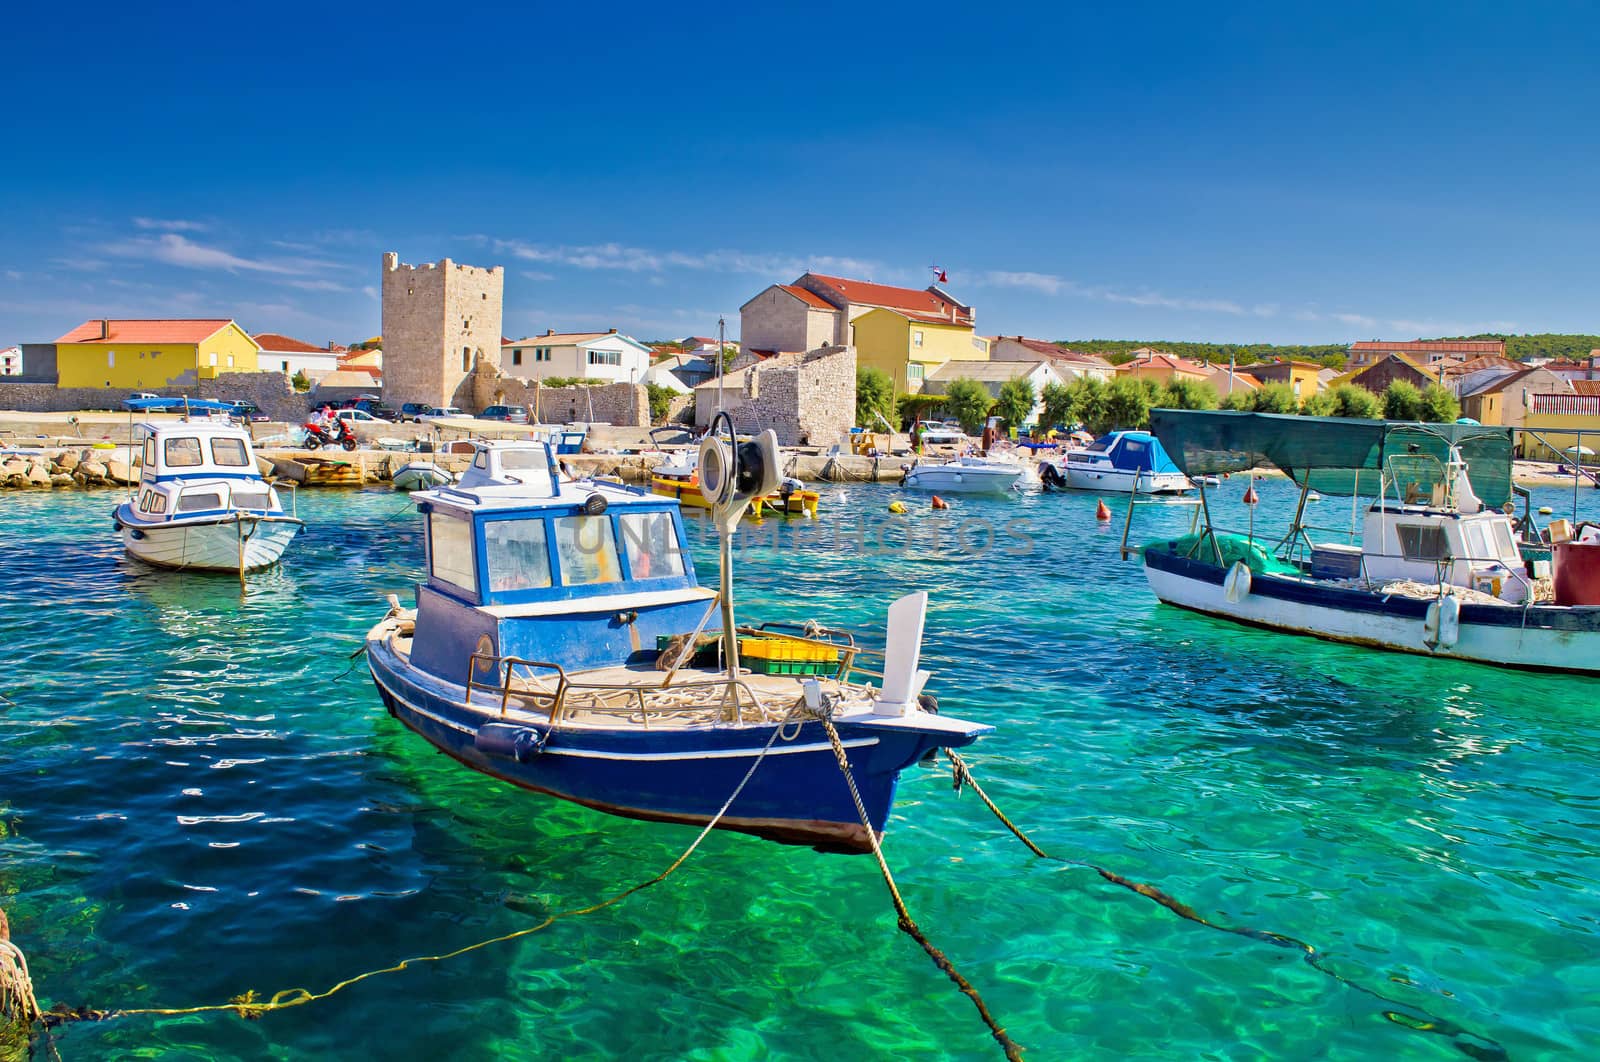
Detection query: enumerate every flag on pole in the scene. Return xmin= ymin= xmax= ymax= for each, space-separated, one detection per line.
xmin=931 ymin=266 xmax=948 ymax=284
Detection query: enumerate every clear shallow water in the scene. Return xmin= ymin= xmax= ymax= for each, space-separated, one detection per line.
xmin=3 ymin=479 xmax=1600 ymax=1060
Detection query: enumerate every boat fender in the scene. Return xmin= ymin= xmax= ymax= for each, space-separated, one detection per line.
xmin=112 ymin=517 xmax=122 ymax=532
xmin=1095 ymin=499 xmax=1112 ymax=522
xmin=475 ymin=723 xmax=547 ymax=763
xmin=1423 ymin=595 xmax=1461 ymax=651
xmin=1223 ymin=561 xmax=1252 ymax=603
xmin=129 ymin=528 xmax=145 ymax=541
xmin=931 ymin=495 xmax=950 ymax=510
xmin=888 ymin=500 xmax=907 ymax=514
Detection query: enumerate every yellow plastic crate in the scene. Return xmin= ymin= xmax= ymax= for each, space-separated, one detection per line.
xmin=739 ymin=637 xmax=840 ymax=663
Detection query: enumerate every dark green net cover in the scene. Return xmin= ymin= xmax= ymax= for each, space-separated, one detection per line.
xmin=1148 ymin=410 xmax=1514 ymax=508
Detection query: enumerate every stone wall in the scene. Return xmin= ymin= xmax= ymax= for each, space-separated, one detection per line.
xmin=739 ymin=285 xmax=841 ymax=355
xmin=468 ymin=361 xmax=650 ymax=425
xmin=0 ymin=371 xmax=304 ymax=421
xmin=695 ymin=345 xmax=855 ymax=446
xmin=381 ymin=252 xmax=504 ymax=411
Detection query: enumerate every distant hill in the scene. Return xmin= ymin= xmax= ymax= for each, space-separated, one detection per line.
xmin=1053 ymin=333 xmax=1600 ymax=370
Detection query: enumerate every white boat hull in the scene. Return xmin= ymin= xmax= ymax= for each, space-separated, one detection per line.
xmin=1144 ymin=555 xmax=1600 ymax=674
xmin=122 ymin=516 xmax=301 ymax=573
xmin=393 ymin=462 xmax=453 ymax=491
xmin=902 ymin=465 xmax=1021 ymax=494
xmin=1061 ymin=464 xmax=1190 ymax=494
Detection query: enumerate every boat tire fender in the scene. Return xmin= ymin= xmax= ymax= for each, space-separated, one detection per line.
xmin=1223 ymin=561 xmax=1252 ymax=604
xmin=475 ymin=723 xmax=547 ymax=763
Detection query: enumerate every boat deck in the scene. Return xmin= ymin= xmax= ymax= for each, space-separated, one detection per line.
xmin=382 ymin=629 xmax=873 ymax=730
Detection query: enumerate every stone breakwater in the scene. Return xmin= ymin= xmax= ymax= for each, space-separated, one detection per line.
xmin=0 ymin=447 xmax=138 ymax=489
xmin=0 ymin=447 xmax=912 ymax=490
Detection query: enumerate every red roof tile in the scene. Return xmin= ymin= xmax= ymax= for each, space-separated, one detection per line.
xmin=253 ymin=332 xmax=330 ymax=353
xmin=1570 ymin=380 xmax=1600 ymax=395
xmin=804 ymin=273 xmax=971 ymax=323
xmin=56 ymin=318 xmax=234 ymax=344
xmin=777 ymin=285 xmax=838 ymax=311
xmin=1349 ymin=339 xmax=1505 ymax=354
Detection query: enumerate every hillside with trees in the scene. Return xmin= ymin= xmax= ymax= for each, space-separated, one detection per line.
xmin=1435 ymin=333 xmax=1600 ymax=362
xmin=1053 ymin=333 xmax=1600 ymax=370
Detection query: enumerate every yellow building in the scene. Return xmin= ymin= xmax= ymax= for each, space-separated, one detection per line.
xmin=54 ymin=319 xmax=261 ymax=389
xmin=851 ymin=307 xmax=990 ymax=393
xmin=1245 ymin=360 xmax=1325 ymax=401
xmin=1115 ymin=351 xmax=1211 ymax=385
xmin=1520 ymin=393 xmax=1600 ymax=461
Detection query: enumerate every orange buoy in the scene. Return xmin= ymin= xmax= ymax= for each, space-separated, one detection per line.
xmin=1242 ymin=483 xmax=1260 ymax=505
xmin=931 ymin=495 xmax=950 ymax=510
xmin=1095 ymin=499 xmax=1112 ymax=522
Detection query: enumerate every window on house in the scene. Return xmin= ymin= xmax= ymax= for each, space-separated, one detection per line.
xmin=907 ymin=364 xmax=925 ymax=382
xmin=282 ymin=360 xmax=290 ymax=371
xmin=913 ymin=330 xmax=924 ymax=347
xmin=587 ymin=349 xmax=621 ymax=367
xmin=512 ymin=350 xmax=522 ymax=366
xmin=209 ymin=353 xmax=218 ymax=366
xmin=108 ymin=350 xmax=115 ymax=367
xmin=227 ymin=355 xmax=235 ymax=368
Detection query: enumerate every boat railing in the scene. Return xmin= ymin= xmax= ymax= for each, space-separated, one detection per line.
xmin=1118 ymin=495 xmax=1203 ymax=561
xmin=467 ymin=651 xmax=781 ymax=726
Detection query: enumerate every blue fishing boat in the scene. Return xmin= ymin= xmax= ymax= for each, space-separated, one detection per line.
xmin=365 ymin=421 xmax=989 ymax=851
xmin=1038 ymin=429 xmax=1191 ymax=494
xmin=113 ymin=398 xmax=302 ymax=573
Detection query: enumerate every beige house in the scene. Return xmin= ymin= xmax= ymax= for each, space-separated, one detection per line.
xmin=923 ymin=360 xmax=1064 ymax=427
xmin=502 ymin=329 xmax=653 ymax=384
xmin=1460 ymin=368 xmax=1570 ymax=428
xmin=989 ymin=336 xmax=1114 ymax=381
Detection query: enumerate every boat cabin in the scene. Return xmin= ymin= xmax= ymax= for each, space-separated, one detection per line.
xmin=1067 ymin=430 xmax=1183 ymax=476
xmin=131 ymin=420 xmax=279 ymax=520
xmin=410 ymin=441 xmax=715 ymax=683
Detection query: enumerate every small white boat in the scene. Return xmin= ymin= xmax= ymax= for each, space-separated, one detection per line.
xmin=113 ymin=406 xmax=302 ymax=573
xmin=1039 ymin=430 xmax=1191 ymax=494
xmin=901 ymin=456 xmax=1023 ymax=494
xmin=392 ymin=461 xmax=454 ymax=491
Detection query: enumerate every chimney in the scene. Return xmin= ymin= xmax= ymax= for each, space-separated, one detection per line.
xmin=608 ymin=328 xmax=617 ymax=334
xmin=546 ymin=329 xmax=555 ymax=337
xmin=100 ymin=319 xmax=110 ymax=340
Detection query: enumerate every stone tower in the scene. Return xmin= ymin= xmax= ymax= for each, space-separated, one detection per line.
xmin=380 ymin=251 xmax=504 ymax=410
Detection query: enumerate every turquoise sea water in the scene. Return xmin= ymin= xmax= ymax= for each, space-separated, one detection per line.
xmin=4 ymin=479 xmax=1600 ymax=1060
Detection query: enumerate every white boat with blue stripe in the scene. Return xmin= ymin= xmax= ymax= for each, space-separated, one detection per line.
xmin=113 ymin=399 xmax=302 ymax=574
xmin=365 ymin=423 xmax=990 ymax=852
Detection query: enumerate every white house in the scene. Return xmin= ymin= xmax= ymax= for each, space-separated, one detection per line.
xmin=0 ymin=346 xmax=20 ymax=376
xmin=989 ymin=336 xmax=1114 ymax=381
xmin=253 ymin=333 xmax=343 ymax=381
xmin=503 ymin=329 xmax=653 ymax=384
xmin=922 ymin=359 xmax=1065 ymax=427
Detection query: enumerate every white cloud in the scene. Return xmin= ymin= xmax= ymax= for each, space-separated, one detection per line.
xmin=283 ymin=278 xmax=351 ymax=293
xmin=1332 ymin=312 xmax=1378 ymax=328
xmin=1387 ymin=318 xmax=1517 ymax=338
xmin=481 ymin=237 xmax=885 ymax=281
xmin=133 ymin=217 xmax=208 ymax=232
xmin=362 ymin=285 xmax=379 ymax=300
xmin=101 ymin=233 xmax=342 ymax=277
xmin=981 ymin=269 xmax=1249 ymax=315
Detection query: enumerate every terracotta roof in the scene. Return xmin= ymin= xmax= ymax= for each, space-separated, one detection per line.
xmin=803 ymin=273 xmax=972 ymax=323
xmin=926 ymin=360 xmax=1056 ymax=383
xmin=1439 ymin=355 xmax=1523 ymax=377
xmin=1463 ymin=368 xmax=1538 ymax=397
xmin=253 ymin=332 xmax=331 ymax=354
xmin=1117 ymin=352 xmax=1209 ymax=377
xmin=1571 ymin=380 xmax=1600 ymax=395
xmin=777 ymin=285 xmax=838 ymax=311
xmin=993 ymin=336 xmax=1112 ymax=367
xmin=56 ymin=318 xmax=234 ymax=344
xmin=506 ymin=332 xmax=616 ymax=345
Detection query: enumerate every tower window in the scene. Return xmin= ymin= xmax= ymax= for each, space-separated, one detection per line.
xmin=463 ymin=347 xmax=471 ymax=371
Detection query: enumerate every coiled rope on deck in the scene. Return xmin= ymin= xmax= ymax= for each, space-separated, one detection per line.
xmin=943 ymin=750 xmax=1509 ymax=1062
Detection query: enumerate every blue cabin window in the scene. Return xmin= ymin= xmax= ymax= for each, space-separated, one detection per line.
xmin=485 ymin=519 xmax=553 ymax=592
xmin=553 ymin=515 xmax=622 ymax=586
xmin=619 ymin=511 xmax=685 ymax=580
xmin=429 ymin=511 xmax=477 ymax=592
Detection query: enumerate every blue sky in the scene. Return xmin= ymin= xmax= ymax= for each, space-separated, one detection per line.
xmin=3 ymin=1 xmax=1598 ymax=348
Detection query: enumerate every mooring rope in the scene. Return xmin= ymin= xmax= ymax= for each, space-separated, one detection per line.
xmin=31 ymin=716 xmax=797 ymax=1034
xmin=814 ymin=714 xmax=1024 ymax=1061
xmin=943 ymin=750 xmax=1509 ymax=1062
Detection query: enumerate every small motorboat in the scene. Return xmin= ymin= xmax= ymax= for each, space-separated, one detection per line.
xmin=652 ymin=447 xmax=819 ymax=518
xmin=900 ymin=455 xmax=1023 ymax=495
xmin=365 ymin=420 xmax=988 ymax=851
xmin=113 ymin=400 xmax=302 ymax=573
xmin=1038 ymin=429 xmax=1191 ymax=494
xmin=392 ymin=461 xmax=454 ymax=492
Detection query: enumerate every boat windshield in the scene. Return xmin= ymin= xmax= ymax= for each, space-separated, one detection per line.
xmin=553 ymin=515 xmax=622 ymax=585
xmin=165 ymin=437 xmax=204 ymax=467
xmin=485 ymin=518 xmax=553 ymax=591
xmin=619 ymin=511 xmax=685 ymax=579
xmin=1085 ymin=437 xmax=1114 ymax=453
xmin=210 ymin=437 xmax=250 ymax=467
xmin=499 ymin=449 xmax=545 ymax=471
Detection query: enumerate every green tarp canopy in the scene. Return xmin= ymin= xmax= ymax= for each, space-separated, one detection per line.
xmin=1148 ymin=409 xmax=1515 ymax=508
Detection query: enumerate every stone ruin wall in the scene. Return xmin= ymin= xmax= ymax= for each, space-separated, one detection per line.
xmin=710 ymin=345 xmax=856 ymax=446
xmin=469 ymin=360 xmax=649 ymax=426
xmin=0 ymin=371 xmax=303 ymax=422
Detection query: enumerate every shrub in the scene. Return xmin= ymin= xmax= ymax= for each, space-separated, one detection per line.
xmin=994 ymin=378 xmax=1037 ymax=431
xmin=941 ymin=378 xmax=995 ymax=434
xmin=855 ymin=367 xmax=896 ymax=429
xmin=1382 ymin=380 xmax=1423 ymax=420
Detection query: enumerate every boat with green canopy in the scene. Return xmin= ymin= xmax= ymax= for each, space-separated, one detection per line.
xmin=1123 ymin=409 xmax=1600 ymax=674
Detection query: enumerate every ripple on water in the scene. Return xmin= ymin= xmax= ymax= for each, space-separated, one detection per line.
xmin=2 ymin=483 xmax=1600 ymax=1060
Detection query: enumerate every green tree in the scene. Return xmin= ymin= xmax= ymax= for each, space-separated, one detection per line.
xmin=1251 ymin=382 xmax=1300 ymax=413
xmin=941 ymin=378 xmax=995 ymax=434
xmin=855 ymin=367 xmax=896 ymax=429
xmin=1066 ymin=376 xmax=1108 ymax=433
xmin=1383 ymin=380 xmax=1423 ymax=420
xmin=1328 ymin=384 xmax=1382 ymax=419
xmin=993 ymin=378 xmax=1037 ymax=431
xmin=1301 ymin=390 xmax=1338 ymax=417
xmin=1159 ymin=378 xmax=1220 ymax=410
xmin=644 ymin=383 xmax=676 ymax=423
xmin=896 ymin=392 xmax=948 ymax=429
xmin=1419 ymin=383 xmax=1460 ymax=423
xmin=1096 ymin=376 xmax=1152 ymax=434
xmin=1039 ymin=382 xmax=1074 ymax=431
xmin=1220 ymin=389 xmax=1254 ymax=411
xmin=290 ymin=369 xmax=310 ymax=392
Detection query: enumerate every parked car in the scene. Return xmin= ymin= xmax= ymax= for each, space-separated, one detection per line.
xmin=398 ymin=402 xmax=432 ymax=422
xmin=334 ymin=408 xmax=383 ymax=425
xmin=417 ymin=406 xmax=471 ymax=425
xmin=347 ymin=398 xmax=398 ymax=422
xmin=227 ymin=400 xmax=271 ymax=422
xmin=122 ymin=392 xmax=161 ymax=410
xmin=479 ymin=404 xmax=530 ymax=424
